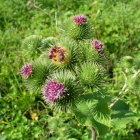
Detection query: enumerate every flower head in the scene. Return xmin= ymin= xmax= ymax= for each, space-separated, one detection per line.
xmin=42 ymin=80 xmax=66 ymax=102
xmin=20 ymin=64 xmax=33 ymax=78
xmin=73 ymin=15 xmax=87 ymax=25
xmin=48 ymin=46 xmax=66 ymax=63
xmin=92 ymin=40 xmax=104 ymax=52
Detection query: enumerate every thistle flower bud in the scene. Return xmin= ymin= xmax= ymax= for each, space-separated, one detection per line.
xmin=20 ymin=64 xmax=33 ymax=79
xmin=41 ymin=70 xmax=83 ymax=110
xmin=22 ymin=35 xmax=42 ymax=59
xmin=63 ymin=15 xmax=93 ymax=40
xmin=73 ymin=15 xmax=87 ymax=25
xmin=42 ymin=80 xmax=67 ymax=102
xmin=92 ymin=40 xmax=104 ymax=52
xmin=41 ymin=37 xmax=56 ymax=49
xmin=21 ymin=59 xmax=56 ymax=91
xmin=77 ymin=62 xmax=106 ymax=89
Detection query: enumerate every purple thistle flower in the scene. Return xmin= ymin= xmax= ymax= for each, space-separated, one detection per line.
xmin=73 ymin=15 xmax=87 ymax=25
xmin=20 ymin=64 xmax=33 ymax=78
xmin=48 ymin=46 xmax=66 ymax=62
xmin=43 ymin=80 xmax=66 ymax=102
xmin=92 ymin=40 xmax=104 ymax=52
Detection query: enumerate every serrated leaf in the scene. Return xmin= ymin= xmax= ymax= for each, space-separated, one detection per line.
xmin=80 ymin=94 xmax=111 ymax=126
xmin=112 ymin=100 xmax=129 ymax=111
xmin=111 ymin=100 xmax=138 ymax=129
xmin=90 ymin=119 xmax=109 ymax=136
xmin=73 ymin=106 xmax=109 ymax=136
xmin=72 ymin=94 xmax=111 ymax=136
xmin=92 ymin=101 xmax=111 ymax=127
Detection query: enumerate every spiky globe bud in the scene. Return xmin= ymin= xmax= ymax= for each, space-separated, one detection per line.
xmin=22 ymin=35 xmax=42 ymax=50
xmin=22 ymin=35 xmax=43 ymax=59
xmin=41 ymin=37 xmax=56 ymax=49
xmin=42 ymin=80 xmax=67 ymax=102
xmin=77 ymin=62 xmax=106 ymax=89
xmin=90 ymin=40 xmax=109 ymax=69
xmin=73 ymin=15 xmax=87 ymax=25
xmin=20 ymin=64 xmax=33 ymax=79
xmin=42 ymin=70 xmax=83 ymax=110
xmin=64 ymin=15 xmax=93 ymax=40
xmin=21 ymin=59 xmax=56 ymax=91
xmin=78 ymin=40 xmax=105 ymax=65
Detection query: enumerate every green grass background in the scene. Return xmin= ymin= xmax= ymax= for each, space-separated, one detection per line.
xmin=0 ymin=0 xmax=140 ymax=139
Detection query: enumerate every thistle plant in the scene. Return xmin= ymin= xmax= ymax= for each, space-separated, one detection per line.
xmin=20 ymin=15 xmax=137 ymax=139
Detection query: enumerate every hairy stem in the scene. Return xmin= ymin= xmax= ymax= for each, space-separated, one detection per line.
xmin=91 ymin=127 xmax=97 ymax=140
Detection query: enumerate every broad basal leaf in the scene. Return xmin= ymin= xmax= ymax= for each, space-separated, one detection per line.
xmin=72 ymin=94 xmax=111 ymax=136
xmin=111 ymin=100 xmax=138 ymax=129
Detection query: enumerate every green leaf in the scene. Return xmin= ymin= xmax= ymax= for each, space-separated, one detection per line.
xmin=90 ymin=119 xmax=109 ymax=136
xmin=92 ymin=100 xmax=111 ymax=127
xmin=81 ymin=94 xmax=111 ymax=126
xmin=72 ymin=94 xmax=111 ymax=136
xmin=73 ymin=106 xmax=109 ymax=136
xmin=112 ymin=100 xmax=129 ymax=111
xmin=111 ymin=100 xmax=138 ymax=129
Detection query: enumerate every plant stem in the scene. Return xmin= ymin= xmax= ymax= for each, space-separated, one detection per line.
xmin=109 ymin=71 xmax=128 ymax=108
xmin=91 ymin=127 xmax=97 ymax=140
xmin=133 ymin=69 xmax=140 ymax=78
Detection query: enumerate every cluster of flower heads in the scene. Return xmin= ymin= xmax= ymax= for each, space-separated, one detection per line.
xmin=48 ymin=46 xmax=66 ymax=63
xmin=42 ymin=80 xmax=67 ymax=102
xmin=73 ymin=15 xmax=87 ymax=25
xmin=20 ymin=64 xmax=33 ymax=79
xmin=92 ymin=40 xmax=104 ymax=56
xmin=20 ymin=14 xmax=108 ymax=106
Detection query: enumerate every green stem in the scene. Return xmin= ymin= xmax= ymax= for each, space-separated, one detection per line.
xmin=109 ymin=71 xmax=128 ymax=108
xmin=91 ymin=127 xmax=97 ymax=140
